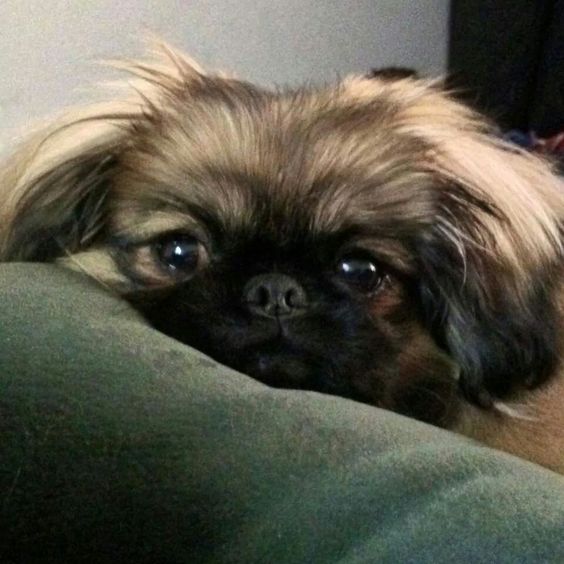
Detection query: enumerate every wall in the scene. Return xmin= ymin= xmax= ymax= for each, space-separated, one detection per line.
xmin=0 ymin=0 xmax=449 ymax=150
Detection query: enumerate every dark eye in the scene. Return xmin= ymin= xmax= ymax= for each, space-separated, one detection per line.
xmin=336 ymin=254 xmax=383 ymax=293
xmin=154 ymin=234 xmax=202 ymax=275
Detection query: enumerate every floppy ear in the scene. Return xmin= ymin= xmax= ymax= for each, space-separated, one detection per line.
xmin=0 ymin=42 xmax=207 ymax=262
xmin=0 ymin=119 xmax=128 ymax=261
xmin=415 ymin=115 xmax=564 ymax=406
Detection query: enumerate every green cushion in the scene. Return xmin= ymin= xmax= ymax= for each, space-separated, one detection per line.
xmin=1 ymin=264 xmax=563 ymax=563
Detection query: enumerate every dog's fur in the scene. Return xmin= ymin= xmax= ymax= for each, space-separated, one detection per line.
xmin=1 ymin=45 xmax=563 ymax=472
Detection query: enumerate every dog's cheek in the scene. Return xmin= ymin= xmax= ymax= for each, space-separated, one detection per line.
xmin=327 ymin=279 xmax=460 ymax=426
xmin=386 ymin=329 xmax=461 ymax=426
xmin=354 ymin=307 xmax=460 ymax=427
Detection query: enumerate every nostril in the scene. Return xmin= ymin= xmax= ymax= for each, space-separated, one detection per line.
xmin=284 ymin=289 xmax=294 ymax=308
xmin=284 ymin=288 xmax=298 ymax=308
xmin=256 ymin=285 xmax=270 ymax=308
xmin=284 ymin=286 xmax=306 ymax=309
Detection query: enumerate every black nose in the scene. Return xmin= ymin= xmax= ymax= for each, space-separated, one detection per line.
xmin=243 ymin=274 xmax=308 ymax=319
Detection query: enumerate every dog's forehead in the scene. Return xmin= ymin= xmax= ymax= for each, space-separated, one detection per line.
xmin=119 ymin=81 xmax=434 ymax=243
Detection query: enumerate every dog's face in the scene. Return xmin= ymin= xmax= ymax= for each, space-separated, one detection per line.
xmin=105 ymin=76 xmax=461 ymax=425
xmin=2 ymin=47 xmax=563 ymax=427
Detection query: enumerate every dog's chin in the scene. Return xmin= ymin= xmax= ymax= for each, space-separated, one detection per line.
xmin=242 ymin=347 xmax=316 ymax=389
xmin=239 ymin=342 xmax=351 ymax=395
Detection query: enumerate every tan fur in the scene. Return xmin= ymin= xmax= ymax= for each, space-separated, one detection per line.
xmin=1 ymin=44 xmax=563 ymax=473
xmin=456 ymin=374 xmax=564 ymax=473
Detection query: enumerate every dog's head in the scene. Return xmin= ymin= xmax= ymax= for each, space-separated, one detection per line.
xmin=2 ymin=46 xmax=563 ymax=425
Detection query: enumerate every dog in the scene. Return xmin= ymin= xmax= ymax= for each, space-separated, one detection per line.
xmin=1 ymin=45 xmax=563 ymax=473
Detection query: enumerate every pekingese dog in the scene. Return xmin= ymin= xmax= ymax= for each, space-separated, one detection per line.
xmin=1 ymin=45 xmax=563 ymax=472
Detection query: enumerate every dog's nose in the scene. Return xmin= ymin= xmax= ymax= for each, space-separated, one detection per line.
xmin=243 ymin=274 xmax=308 ymax=318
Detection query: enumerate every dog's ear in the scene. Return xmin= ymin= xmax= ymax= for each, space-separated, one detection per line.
xmin=0 ymin=42 xmax=207 ymax=262
xmin=0 ymin=119 xmax=128 ymax=261
xmin=415 ymin=117 xmax=564 ymax=406
xmin=0 ymin=102 xmax=142 ymax=262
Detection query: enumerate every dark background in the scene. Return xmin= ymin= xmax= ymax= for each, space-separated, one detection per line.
xmin=449 ymin=0 xmax=564 ymax=136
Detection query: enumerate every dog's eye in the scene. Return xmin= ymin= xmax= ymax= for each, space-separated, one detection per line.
xmin=154 ymin=234 xmax=202 ymax=275
xmin=336 ymin=254 xmax=383 ymax=293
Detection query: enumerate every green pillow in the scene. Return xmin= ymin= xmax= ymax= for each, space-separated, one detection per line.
xmin=1 ymin=264 xmax=563 ymax=563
